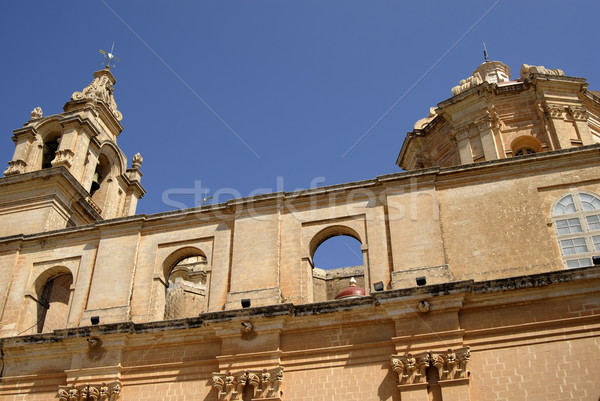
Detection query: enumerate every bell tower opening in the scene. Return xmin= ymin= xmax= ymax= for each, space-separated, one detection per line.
xmin=41 ymin=133 xmax=60 ymax=169
xmin=90 ymin=154 xmax=112 ymax=202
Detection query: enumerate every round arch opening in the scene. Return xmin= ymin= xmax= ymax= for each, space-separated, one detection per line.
xmin=163 ymin=248 xmax=208 ymax=319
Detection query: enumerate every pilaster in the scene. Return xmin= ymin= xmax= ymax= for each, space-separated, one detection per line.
xmin=454 ymin=130 xmax=473 ymax=164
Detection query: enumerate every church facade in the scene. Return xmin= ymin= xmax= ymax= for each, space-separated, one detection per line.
xmin=0 ymin=61 xmax=599 ymax=400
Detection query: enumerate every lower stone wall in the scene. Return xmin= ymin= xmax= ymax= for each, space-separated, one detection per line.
xmin=1 ymin=268 xmax=599 ymax=401
xmin=469 ymin=336 xmax=600 ymax=401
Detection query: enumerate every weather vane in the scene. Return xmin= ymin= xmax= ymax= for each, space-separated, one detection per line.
xmin=99 ymin=42 xmax=120 ymax=68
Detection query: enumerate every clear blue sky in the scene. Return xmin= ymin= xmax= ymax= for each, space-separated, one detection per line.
xmin=2 ymin=1 xmax=600 ymax=270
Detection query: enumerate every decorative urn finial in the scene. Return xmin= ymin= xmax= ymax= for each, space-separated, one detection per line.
xmin=131 ymin=153 xmax=143 ymax=169
xmin=30 ymin=107 xmax=43 ymax=120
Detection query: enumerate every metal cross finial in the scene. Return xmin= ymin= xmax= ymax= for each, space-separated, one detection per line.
xmin=483 ymin=41 xmax=490 ymax=63
xmin=99 ymin=42 xmax=120 ymax=68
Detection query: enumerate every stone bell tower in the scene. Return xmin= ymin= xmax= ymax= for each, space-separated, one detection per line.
xmin=0 ymin=67 xmax=145 ymax=237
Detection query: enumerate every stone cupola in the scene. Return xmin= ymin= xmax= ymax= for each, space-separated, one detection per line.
xmin=397 ymin=61 xmax=600 ymax=171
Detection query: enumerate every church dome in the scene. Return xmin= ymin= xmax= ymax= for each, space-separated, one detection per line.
xmin=335 ymin=277 xmax=366 ymax=299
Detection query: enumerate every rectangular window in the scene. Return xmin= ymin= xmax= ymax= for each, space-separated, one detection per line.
xmin=560 ymin=237 xmax=588 ymax=255
xmin=586 ymin=215 xmax=600 ymax=231
xmin=566 ymin=258 xmax=593 ymax=268
xmin=593 ymin=235 xmax=600 ymax=251
xmin=556 ymin=218 xmax=583 ymax=234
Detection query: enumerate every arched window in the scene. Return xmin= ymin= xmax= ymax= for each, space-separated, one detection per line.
xmin=510 ymin=135 xmax=542 ymax=157
xmin=165 ymin=255 xmax=208 ymax=319
xmin=313 ymin=235 xmax=364 ymax=270
xmin=553 ymin=192 xmax=600 ymax=268
xmin=309 ymin=228 xmax=366 ymax=302
xmin=514 ymin=148 xmax=536 ymax=156
xmin=37 ymin=273 xmax=73 ymax=333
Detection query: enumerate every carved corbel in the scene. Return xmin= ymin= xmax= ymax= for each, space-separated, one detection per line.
xmin=225 ymin=373 xmax=235 ymax=393
xmin=80 ymin=386 xmax=90 ymax=400
xmin=453 ymin=130 xmax=470 ymax=143
xmin=68 ymin=387 xmax=79 ymax=401
xmin=391 ymin=347 xmax=471 ymax=386
xmin=212 ymin=367 xmax=283 ymax=400
xmin=568 ymin=106 xmax=588 ymax=121
xmin=57 ymin=381 xmax=121 ymax=401
xmin=444 ymin=349 xmax=458 ymax=377
xmin=545 ymin=103 xmax=566 ymax=119
xmin=457 ymin=347 xmax=471 ymax=377
xmin=236 ymin=371 xmax=248 ymax=397
xmin=213 ymin=376 xmax=225 ymax=395
xmin=58 ymin=388 xmax=70 ymax=401
xmin=415 ymin=352 xmax=431 ymax=382
xmin=430 ymin=352 xmax=445 ymax=379
xmin=269 ymin=367 xmax=284 ymax=398
xmin=51 ymin=149 xmax=75 ymax=168
xmin=248 ymin=372 xmax=260 ymax=397
xmin=3 ymin=159 xmax=27 ymax=176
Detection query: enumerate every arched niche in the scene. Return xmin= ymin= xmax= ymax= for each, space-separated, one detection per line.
xmin=28 ymin=266 xmax=74 ymax=334
xmin=162 ymin=247 xmax=209 ymax=319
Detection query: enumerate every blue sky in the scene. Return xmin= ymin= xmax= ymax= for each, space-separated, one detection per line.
xmin=2 ymin=1 xmax=600 ymax=269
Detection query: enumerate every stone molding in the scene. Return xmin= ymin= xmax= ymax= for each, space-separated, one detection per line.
xmin=57 ymin=381 xmax=121 ymax=401
xmin=212 ymin=367 xmax=283 ymax=400
xmin=85 ymin=196 xmax=103 ymax=215
xmin=391 ymin=347 xmax=470 ymax=385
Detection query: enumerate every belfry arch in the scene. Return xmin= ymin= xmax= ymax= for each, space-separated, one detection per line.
xmin=308 ymin=225 xmax=368 ymax=302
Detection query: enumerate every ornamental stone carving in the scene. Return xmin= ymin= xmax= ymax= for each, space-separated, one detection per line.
xmin=51 ymin=149 xmax=75 ymax=168
xmin=390 ymin=347 xmax=470 ymax=385
xmin=520 ymin=64 xmax=565 ymax=80
xmin=213 ymin=367 xmax=283 ymax=400
xmin=546 ymin=103 xmax=566 ymax=119
xmin=57 ymin=382 xmax=121 ymax=401
xmin=30 ymin=106 xmax=43 ymax=120
xmin=3 ymin=159 xmax=26 ymax=176
xmin=568 ymin=106 xmax=588 ymax=121
xmin=413 ymin=107 xmax=438 ymax=130
xmin=131 ymin=152 xmax=143 ymax=169
xmin=451 ymin=72 xmax=483 ymax=96
xmin=71 ymin=68 xmax=123 ymax=121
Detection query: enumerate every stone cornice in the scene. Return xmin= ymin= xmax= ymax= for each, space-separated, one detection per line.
xmin=1 ymin=265 xmax=597 ymax=346
xmin=0 ymin=166 xmax=104 ymax=222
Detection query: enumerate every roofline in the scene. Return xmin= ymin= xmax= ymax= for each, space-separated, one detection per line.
xmin=2 ymin=144 xmax=599 ymax=243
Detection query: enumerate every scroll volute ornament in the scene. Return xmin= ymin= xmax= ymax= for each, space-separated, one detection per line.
xmin=391 ymin=347 xmax=470 ymax=385
xmin=71 ymin=68 xmax=123 ymax=122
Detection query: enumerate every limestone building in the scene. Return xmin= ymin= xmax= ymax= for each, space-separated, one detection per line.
xmin=1 ymin=60 xmax=599 ymax=401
